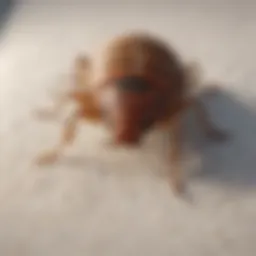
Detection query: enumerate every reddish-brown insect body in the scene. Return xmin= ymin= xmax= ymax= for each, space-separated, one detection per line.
xmin=36 ymin=32 xmax=227 ymax=194
xmin=97 ymin=33 xmax=188 ymax=145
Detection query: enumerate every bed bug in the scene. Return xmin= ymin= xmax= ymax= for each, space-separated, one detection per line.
xmin=35 ymin=32 xmax=227 ymax=194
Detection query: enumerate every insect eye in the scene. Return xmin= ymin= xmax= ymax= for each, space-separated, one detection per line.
xmin=116 ymin=76 xmax=150 ymax=93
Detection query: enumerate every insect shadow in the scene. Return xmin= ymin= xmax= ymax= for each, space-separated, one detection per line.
xmin=183 ymin=87 xmax=256 ymax=190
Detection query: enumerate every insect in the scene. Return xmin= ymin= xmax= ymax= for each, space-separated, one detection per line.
xmin=35 ymin=32 xmax=228 ymax=194
xmin=35 ymin=55 xmax=92 ymax=119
